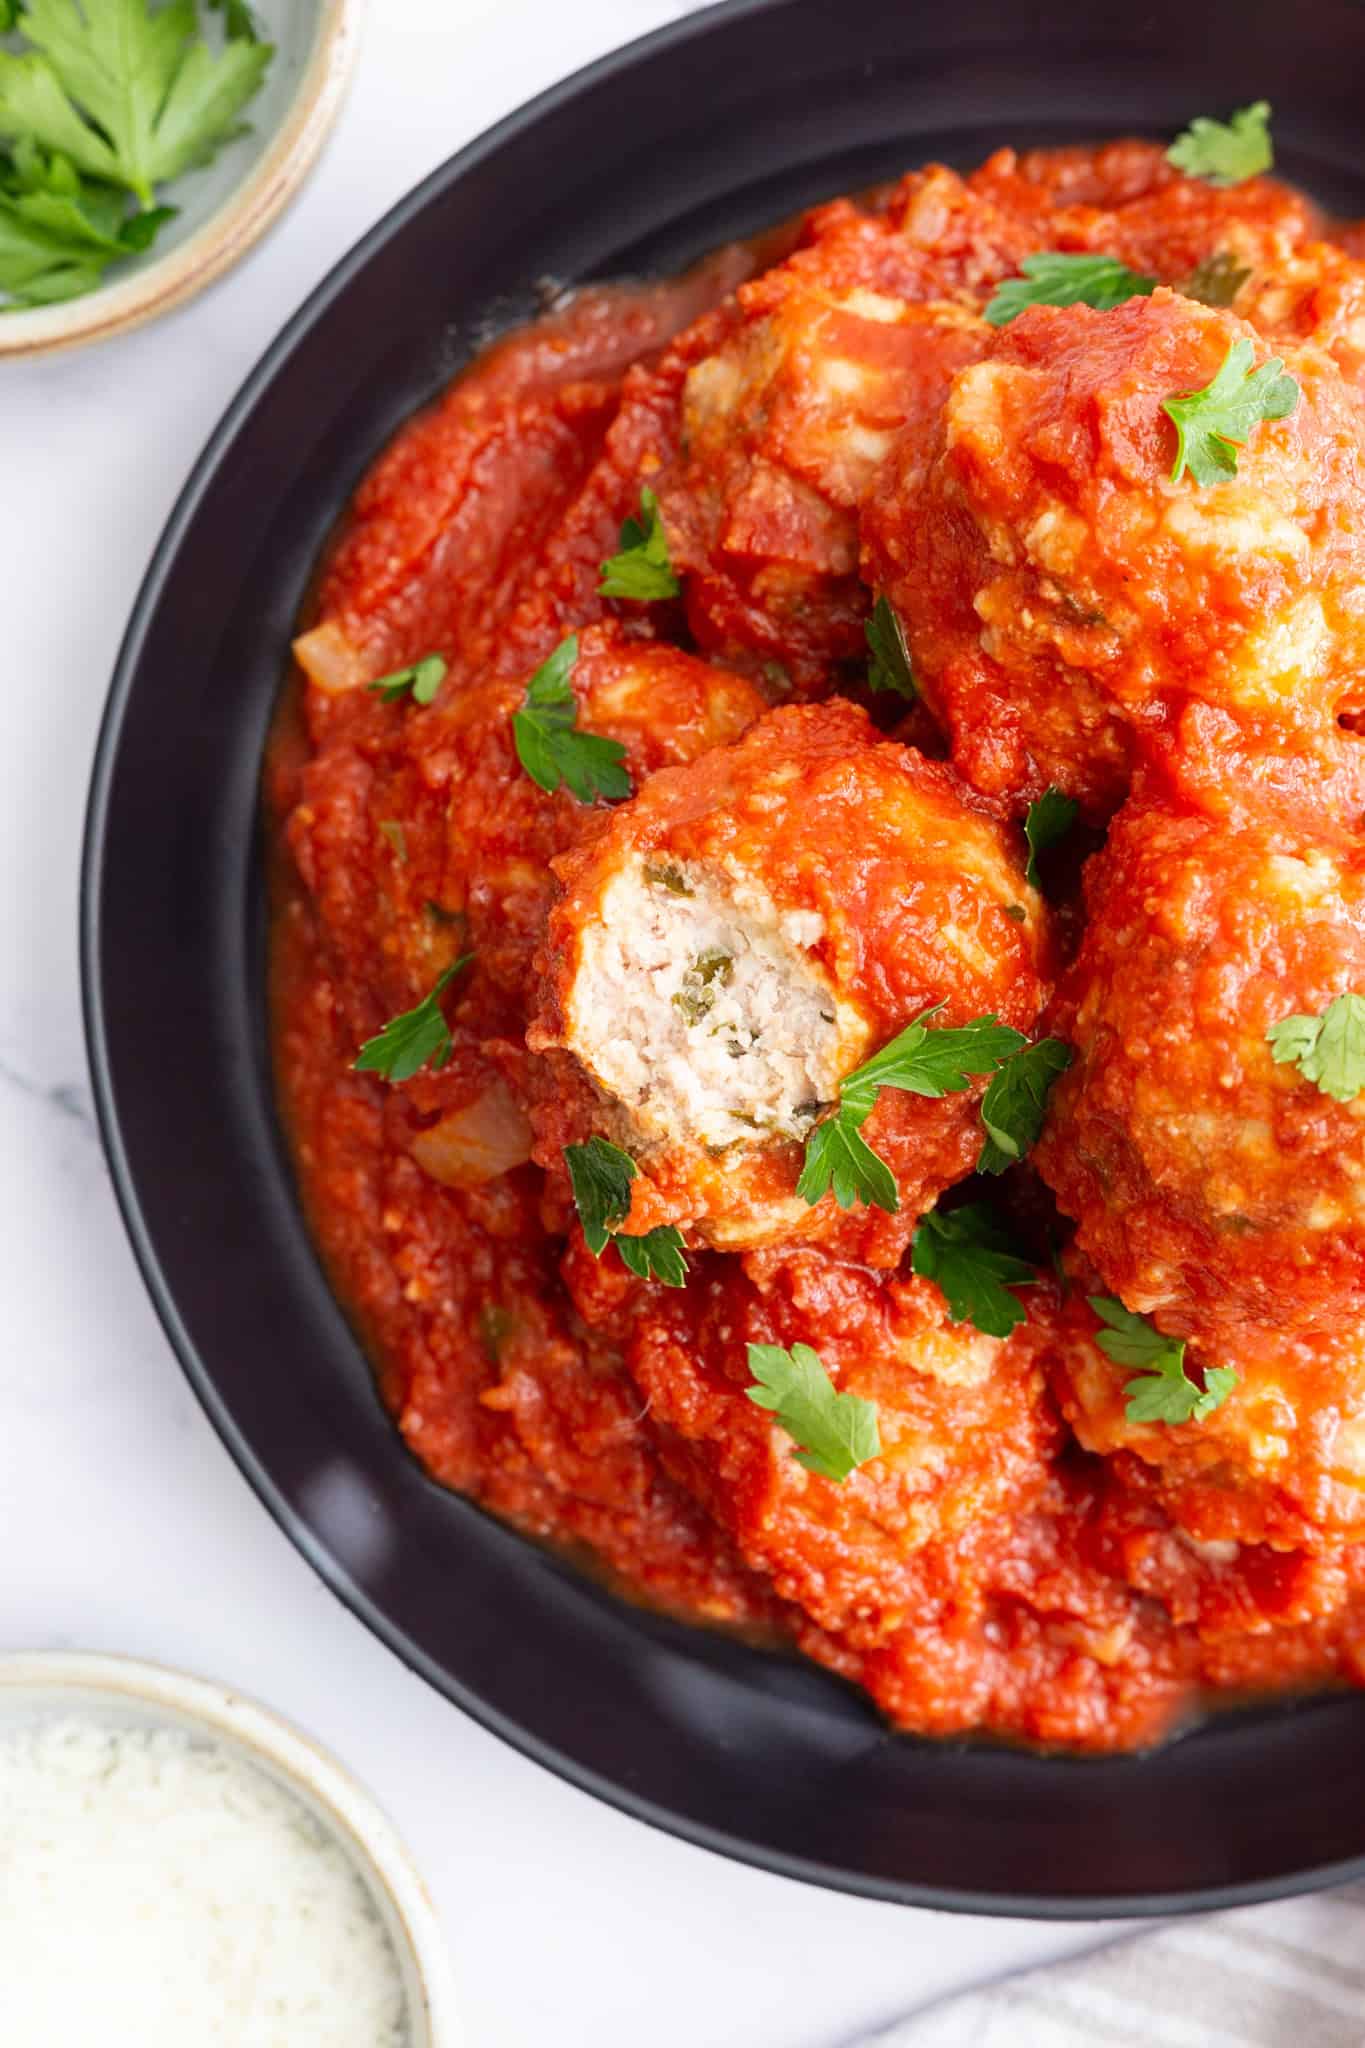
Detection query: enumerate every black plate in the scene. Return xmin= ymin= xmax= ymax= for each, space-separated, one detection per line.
xmin=83 ymin=0 xmax=1365 ymax=1914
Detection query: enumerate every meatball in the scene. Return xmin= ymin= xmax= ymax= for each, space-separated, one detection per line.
xmin=1035 ymin=799 xmax=1365 ymax=1342
xmin=657 ymin=192 xmax=995 ymax=690
xmin=288 ymin=624 xmax=766 ymax=1039
xmin=1230 ymin=236 xmax=1365 ymax=408
xmin=862 ymin=290 xmax=1365 ymax=818
xmin=969 ymin=141 xmax=1320 ymax=286
xmin=620 ymin=1242 xmax=1061 ymax=1646
xmin=1051 ymin=1283 xmax=1365 ymax=1549
xmin=439 ymin=626 xmax=767 ymax=998
xmin=804 ymin=1466 xmax=1196 ymax=1751
xmin=529 ymin=698 xmax=1050 ymax=1260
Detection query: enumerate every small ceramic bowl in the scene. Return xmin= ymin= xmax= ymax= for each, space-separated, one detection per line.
xmin=0 ymin=0 xmax=364 ymax=358
xmin=0 ymin=1650 xmax=461 ymax=2046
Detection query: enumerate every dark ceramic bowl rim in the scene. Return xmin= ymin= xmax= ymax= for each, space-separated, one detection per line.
xmin=81 ymin=0 xmax=1365 ymax=1919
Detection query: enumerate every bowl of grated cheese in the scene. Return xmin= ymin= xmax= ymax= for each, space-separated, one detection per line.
xmin=0 ymin=1650 xmax=460 ymax=2046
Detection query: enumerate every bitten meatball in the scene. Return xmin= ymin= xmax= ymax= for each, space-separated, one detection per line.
xmin=619 ymin=1243 xmax=1061 ymax=1645
xmin=1036 ymin=800 xmax=1365 ymax=1342
xmin=862 ymin=291 xmax=1365 ymax=818
xmin=529 ymin=698 xmax=1050 ymax=1260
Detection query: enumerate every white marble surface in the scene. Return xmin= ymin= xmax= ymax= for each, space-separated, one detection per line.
xmin=0 ymin=3 xmax=1119 ymax=2041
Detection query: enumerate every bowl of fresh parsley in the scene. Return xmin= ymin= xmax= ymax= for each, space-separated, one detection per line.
xmin=0 ymin=0 xmax=362 ymax=355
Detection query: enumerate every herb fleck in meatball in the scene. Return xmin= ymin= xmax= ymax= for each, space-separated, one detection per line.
xmin=862 ymin=290 xmax=1365 ymax=818
xmin=529 ymin=699 xmax=1050 ymax=1260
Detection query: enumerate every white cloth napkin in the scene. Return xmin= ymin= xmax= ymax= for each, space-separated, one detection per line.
xmin=856 ymin=1884 xmax=1365 ymax=2048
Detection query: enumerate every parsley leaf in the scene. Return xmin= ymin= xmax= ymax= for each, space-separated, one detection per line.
xmin=207 ymin=0 xmax=262 ymax=40
xmin=512 ymin=634 xmax=632 ymax=803
xmin=1163 ymin=338 xmax=1299 ymax=485
xmin=985 ymin=252 xmax=1157 ymax=328
xmin=0 ymin=141 xmax=173 ymax=303
xmin=1181 ymin=250 xmax=1252 ymax=309
xmin=744 ymin=1340 xmax=881 ymax=1483
xmin=795 ymin=1111 xmax=900 ymax=1213
xmin=865 ymin=593 xmax=916 ymax=699
xmin=1267 ymin=993 xmax=1365 ymax=1103
xmin=840 ymin=1009 xmax=1026 ymax=1115
xmin=4 ymin=0 xmax=273 ymax=207
xmin=368 ymin=653 xmax=446 ymax=705
xmin=564 ymin=1136 xmax=689 ymax=1287
xmin=353 ymin=956 xmax=473 ymax=1084
xmin=978 ymin=1036 xmax=1073 ymax=1174
xmin=564 ymin=1136 xmax=634 ymax=1254
xmin=598 ymin=485 xmax=679 ymax=601
xmin=1089 ymin=1296 xmax=1235 ymax=1424
xmin=1167 ymin=102 xmax=1273 ymax=187
xmin=798 ymin=1010 xmax=1028 ymax=1214
xmin=1023 ymin=786 xmax=1078 ymax=888
xmin=911 ymin=1203 xmax=1038 ymax=1339
xmin=615 ymin=1225 xmax=689 ymax=1288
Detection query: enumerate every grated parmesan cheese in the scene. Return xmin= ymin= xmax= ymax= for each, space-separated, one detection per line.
xmin=0 ymin=1715 xmax=409 ymax=2046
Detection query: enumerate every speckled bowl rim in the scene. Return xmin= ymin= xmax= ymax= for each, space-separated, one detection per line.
xmin=0 ymin=0 xmax=365 ymax=359
xmin=0 ymin=1649 xmax=461 ymax=2046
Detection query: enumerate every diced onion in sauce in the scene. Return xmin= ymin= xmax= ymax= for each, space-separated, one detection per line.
xmin=410 ymin=1084 xmax=534 ymax=1188
xmin=293 ymin=621 xmax=370 ymax=694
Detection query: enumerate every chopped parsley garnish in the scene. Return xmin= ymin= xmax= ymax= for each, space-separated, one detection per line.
xmin=1089 ymin=1296 xmax=1236 ymax=1425
xmin=1181 ymin=250 xmax=1253 ymax=309
xmin=564 ymin=1136 xmax=688 ymax=1287
xmin=744 ymin=1341 xmax=881 ymax=1483
xmin=985 ymin=252 xmax=1157 ymax=327
xmin=798 ymin=1110 xmax=899 ymax=1214
xmin=1267 ymin=993 xmax=1365 ymax=1103
xmin=1162 ymin=338 xmax=1299 ymax=485
xmin=911 ymin=1203 xmax=1038 ymax=1339
xmin=512 ymin=634 xmax=632 ymax=803
xmin=1167 ymin=102 xmax=1273 ymax=187
xmin=797 ymin=1008 xmax=1026 ymax=1214
xmin=353 ymin=956 xmax=473 ymax=1083
xmin=978 ymin=1036 xmax=1073 ymax=1174
xmin=9 ymin=0 xmax=272 ymax=200
xmin=865 ymin=594 xmax=916 ymax=699
xmin=368 ymin=653 xmax=447 ymax=705
xmin=615 ymin=1226 xmax=690 ymax=1288
xmin=1023 ymin=786 xmax=1079 ymax=888
xmin=598 ymin=486 xmax=680 ymax=601
xmin=377 ymin=819 xmax=407 ymax=863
